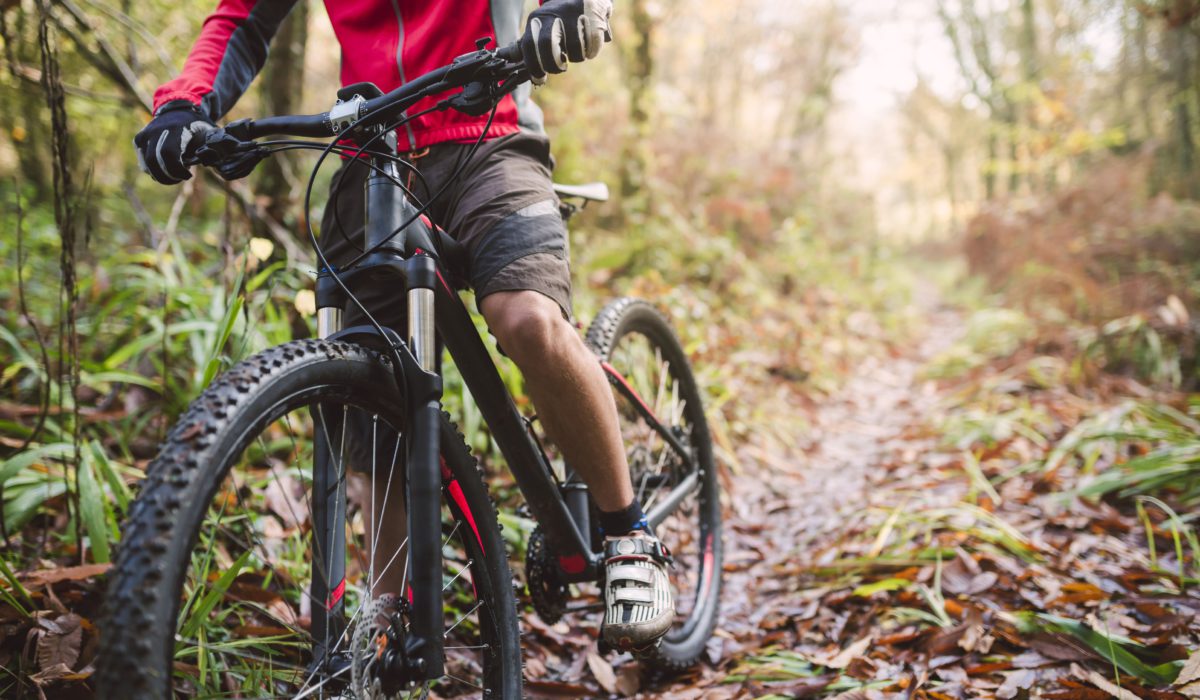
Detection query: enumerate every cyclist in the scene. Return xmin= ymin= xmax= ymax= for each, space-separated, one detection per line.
xmin=133 ymin=0 xmax=674 ymax=652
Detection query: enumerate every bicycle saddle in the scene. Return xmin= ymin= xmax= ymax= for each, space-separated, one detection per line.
xmin=552 ymin=182 xmax=609 ymax=202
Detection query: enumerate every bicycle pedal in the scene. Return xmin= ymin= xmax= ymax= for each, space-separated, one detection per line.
xmin=630 ymin=637 xmax=664 ymax=659
xmin=603 ymin=635 xmax=663 ymax=658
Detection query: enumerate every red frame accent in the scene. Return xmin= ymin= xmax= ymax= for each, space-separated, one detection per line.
xmin=447 ymin=480 xmax=485 ymax=556
xmin=600 ymin=361 xmax=657 ymax=420
xmin=442 ymin=457 xmax=482 ymax=596
xmin=327 ymin=577 xmax=347 ymax=610
xmin=557 ymin=554 xmax=587 ymax=575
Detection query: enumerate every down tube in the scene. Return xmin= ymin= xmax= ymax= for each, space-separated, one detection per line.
xmin=433 ymin=278 xmax=596 ymax=571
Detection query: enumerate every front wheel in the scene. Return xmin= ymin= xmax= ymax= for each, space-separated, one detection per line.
xmin=586 ymin=298 xmax=723 ymax=671
xmin=96 ymin=339 xmax=522 ymax=698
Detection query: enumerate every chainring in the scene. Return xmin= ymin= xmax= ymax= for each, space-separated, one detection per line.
xmin=525 ymin=527 xmax=569 ymax=625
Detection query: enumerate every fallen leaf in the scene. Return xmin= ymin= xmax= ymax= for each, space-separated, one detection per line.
xmin=524 ymin=678 xmax=595 ymax=697
xmin=1048 ymin=582 xmax=1107 ymax=607
xmin=1010 ymin=651 xmax=1054 ymax=669
xmin=264 ymin=473 xmax=307 ymax=529
xmin=996 ymin=669 xmax=1037 ymax=699
xmin=806 ymin=635 xmax=872 ymax=669
xmin=29 ymin=662 xmax=75 ymax=685
xmin=18 ymin=564 xmax=110 ymax=588
xmin=615 ymin=664 xmax=640 ymax=696
xmin=35 ymin=613 xmax=82 ymax=672
xmin=1083 ymin=670 xmax=1139 ymax=700
xmin=586 ymin=651 xmax=616 ymax=695
xmin=1178 ymin=651 xmax=1200 ymax=686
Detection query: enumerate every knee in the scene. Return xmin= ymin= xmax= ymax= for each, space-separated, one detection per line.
xmin=482 ymin=292 xmax=571 ymax=365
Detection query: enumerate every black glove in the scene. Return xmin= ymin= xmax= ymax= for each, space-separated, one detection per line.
xmin=133 ymin=101 xmax=215 ymax=185
xmin=193 ymin=130 xmax=269 ymax=182
xmin=519 ymin=0 xmax=613 ymax=82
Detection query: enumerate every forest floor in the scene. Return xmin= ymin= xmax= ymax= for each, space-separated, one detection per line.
xmin=4 ymin=274 xmax=1198 ymax=699
xmin=518 ymin=284 xmax=965 ymax=698
xmin=523 ymin=284 xmax=1200 ymax=698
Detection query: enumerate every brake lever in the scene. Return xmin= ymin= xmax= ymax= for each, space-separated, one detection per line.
xmin=445 ymin=39 xmax=529 ymax=116
xmin=186 ymin=128 xmax=270 ymax=181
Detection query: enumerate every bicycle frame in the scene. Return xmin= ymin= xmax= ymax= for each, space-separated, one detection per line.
xmin=303 ymin=107 xmax=698 ymax=688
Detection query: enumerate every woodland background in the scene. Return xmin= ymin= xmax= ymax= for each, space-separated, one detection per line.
xmin=1 ymin=0 xmax=1199 ymax=697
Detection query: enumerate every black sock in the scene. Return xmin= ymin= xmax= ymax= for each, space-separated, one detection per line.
xmin=598 ymin=500 xmax=649 ymax=535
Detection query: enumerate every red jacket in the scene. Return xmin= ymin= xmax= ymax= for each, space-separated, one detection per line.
xmin=153 ymin=0 xmax=543 ymax=150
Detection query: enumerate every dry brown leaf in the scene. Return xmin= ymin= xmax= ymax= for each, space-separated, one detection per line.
xmin=805 ymin=635 xmax=872 ymax=669
xmin=18 ymin=564 xmax=110 ymax=589
xmin=264 ymin=473 xmax=307 ymax=529
xmin=1178 ymin=651 xmax=1200 ymax=687
xmin=615 ymin=664 xmax=640 ymax=696
xmin=586 ymin=651 xmax=617 ymax=695
xmin=996 ymin=669 xmax=1037 ymax=699
xmin=29 ymin=662 xmax=75 ymax=685
xmin=35 ymin=613 xmax=82 ymax=672
xmin=1083 ymin=670 xmax=1139 ymax=700
xmin=523 ymin=679 xmax=594 ymax=697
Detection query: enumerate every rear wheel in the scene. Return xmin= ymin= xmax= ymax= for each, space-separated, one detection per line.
xmin=586 ymin=298 xmax=723 ymax=670
xmin=96 ymin=339 xmax=522 ymax=698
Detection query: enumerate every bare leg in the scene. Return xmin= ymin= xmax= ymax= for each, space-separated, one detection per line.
xmin=479 ymin=290 xmax=633 ymax=511
xmin=362 ymin=289 xmax=632 ymax=598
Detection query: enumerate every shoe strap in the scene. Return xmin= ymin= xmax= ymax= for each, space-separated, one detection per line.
xmin=607 ymin=564 xmax=655 ymax=584
xmin=611 ymin=587 xmax=655 ymax=604
xmin=604 ymin=534 xmax=672 ymax=564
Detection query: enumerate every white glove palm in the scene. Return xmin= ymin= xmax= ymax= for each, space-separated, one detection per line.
xmin=520 ymin=0 xmax=613 ymax=82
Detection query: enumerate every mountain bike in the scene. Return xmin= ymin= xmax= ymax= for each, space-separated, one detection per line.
xmin=96 ymin=39 xmax=722 ymax=699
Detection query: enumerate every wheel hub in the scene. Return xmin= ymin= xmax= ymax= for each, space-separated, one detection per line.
xmin=349 ymin=595 xmax=428 ymax=698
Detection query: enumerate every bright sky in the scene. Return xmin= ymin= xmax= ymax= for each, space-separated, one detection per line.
xmin=836 ymin=1 xmax=962 ymax=117
xmin=825 ymin=0 xmax=965 ymax=238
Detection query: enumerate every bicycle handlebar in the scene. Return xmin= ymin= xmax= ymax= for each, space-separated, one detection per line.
xmin=185 ymin=39 xmax=527 ymax=168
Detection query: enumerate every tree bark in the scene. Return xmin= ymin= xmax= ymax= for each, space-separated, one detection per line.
xmin=1167 ymin=24 xmax=1197 ymax=197
xmin=617 ymin=0 xmax=654 ymax=222
xmin=255 ymin=0 xmax=308 ymax=236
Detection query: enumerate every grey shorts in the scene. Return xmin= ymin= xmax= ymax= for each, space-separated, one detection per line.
xmin=318 ymin=130 xmax=573 ymax=326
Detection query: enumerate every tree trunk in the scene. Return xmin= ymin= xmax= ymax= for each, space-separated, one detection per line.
xmin=255 ymin=0 xmax=308 ymax=236
xmin=985 ymin=130 xmax=998 ymax=200
xmin=617 ymin=0 xmax=654 ymax=222
xmin=1018 ymin=0 xmax=1037 ymax=193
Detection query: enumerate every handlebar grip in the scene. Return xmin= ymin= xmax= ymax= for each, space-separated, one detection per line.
xmin=495 ymin=42 xmax=524 ymax=65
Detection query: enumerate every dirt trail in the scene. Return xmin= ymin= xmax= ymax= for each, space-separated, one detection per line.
xmin=654 ymin=294 xmax=964 ymax=698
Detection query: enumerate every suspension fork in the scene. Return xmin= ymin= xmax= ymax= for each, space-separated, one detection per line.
xmin=310 ymin=134 xmax=447 ymax=681
xmin=403 ymin=253 xmax=444 ymax=680
xmin=312 ymin=277 xmax=347 ymax=667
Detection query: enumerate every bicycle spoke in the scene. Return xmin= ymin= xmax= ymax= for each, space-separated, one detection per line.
xmin=443 ymin=672 xmax=483 ymax=690
xmin=368 ymin=421 xmax=405 ymax=597
xmin=442 ymin=558 xmax=472 ymax=592
xmin=369 ymin=414 xmax=379 ymax=601
xmin=370 ymin=535 xmax=409 ymax=593
xmin=444 ymin=601 xmax=483 ymax=637
xmin=442 ymin=520 xmax=462 ymax=550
